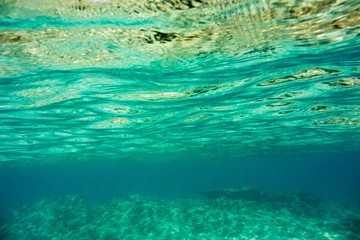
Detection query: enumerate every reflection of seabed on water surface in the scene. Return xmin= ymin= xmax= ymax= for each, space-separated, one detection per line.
xmin=1 ymin=0 xmax=360 ymax=68
xmin=2 ymin=189 xmax=360 ymax=239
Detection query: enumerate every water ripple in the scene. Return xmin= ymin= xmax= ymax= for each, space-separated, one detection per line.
xmin=0 ymin=0 xmax=360 ymax=165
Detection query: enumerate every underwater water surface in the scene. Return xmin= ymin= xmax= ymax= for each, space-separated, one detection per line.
xmin=1 ymin=0 xmax=360 ymax=239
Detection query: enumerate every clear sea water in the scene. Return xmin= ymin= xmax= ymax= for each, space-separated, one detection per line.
xmin=1 ymin=0 xmax=360 ymax=239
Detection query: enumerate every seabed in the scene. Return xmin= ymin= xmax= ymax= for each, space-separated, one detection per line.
xmin=2 ymin=189 xmax=360 ymax=240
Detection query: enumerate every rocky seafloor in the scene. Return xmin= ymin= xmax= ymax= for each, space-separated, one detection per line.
xmin=1 ymin=189 xmax=360 ymax=240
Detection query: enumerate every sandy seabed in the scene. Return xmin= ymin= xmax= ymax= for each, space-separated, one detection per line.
xmin=2 ymin=189 xmax=360 ymax=240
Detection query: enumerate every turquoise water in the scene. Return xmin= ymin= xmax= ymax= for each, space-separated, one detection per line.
xmin=1 ymin=0 xmax=360 ymax=239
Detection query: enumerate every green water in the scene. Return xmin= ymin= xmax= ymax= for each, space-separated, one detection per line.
xmin=1 ymin=0 xmax=360 ymax=239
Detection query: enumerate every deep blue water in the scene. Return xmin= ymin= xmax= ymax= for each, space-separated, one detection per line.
xmin=1 ymin=152 xmax=360 ymax=213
